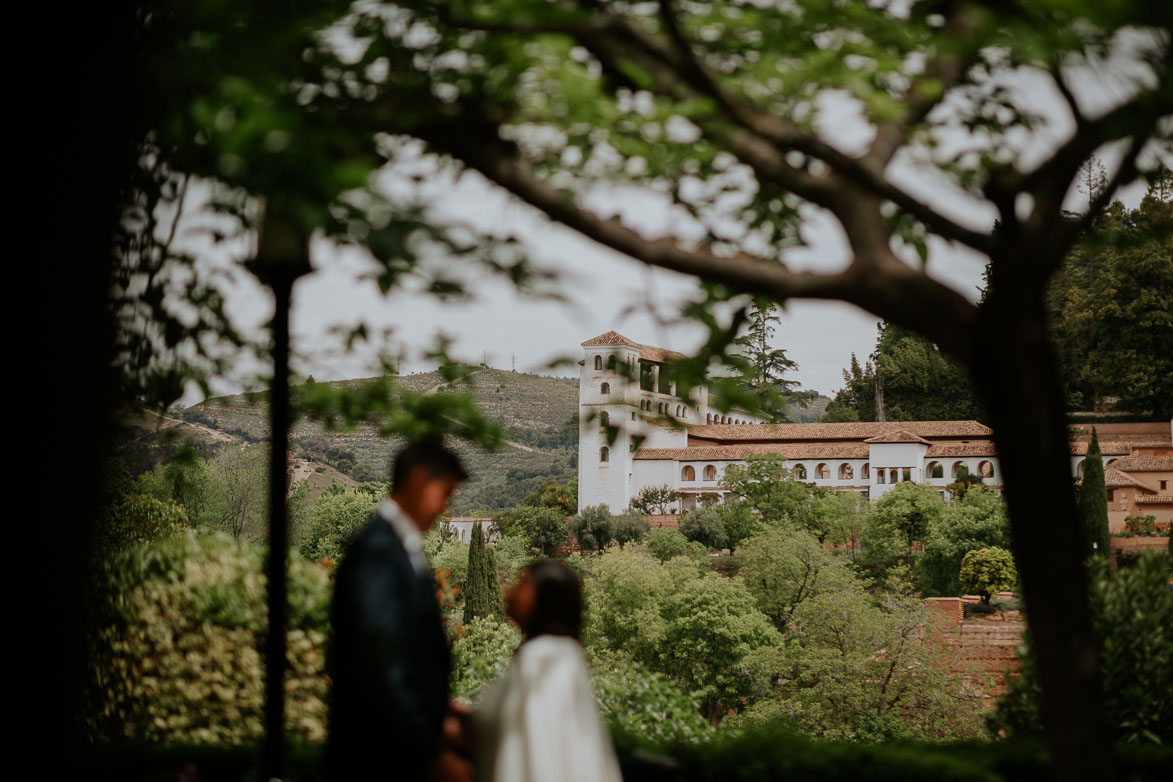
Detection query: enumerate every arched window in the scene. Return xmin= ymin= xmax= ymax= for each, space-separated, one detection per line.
xmin=707 ymin=413 xmax=713 ymax=424
xmin=952 ymin=461 xmax=968 ymax=478
xmin=816 ymin=463 xmax=830 ymax=480
xmin=599 ymin=412 xmax=609 ymax=430
xmin=703 ymin=464 xmax=718 ymax=481
xmin=607 ymin=355 xmax=616 ymax=371
xmin=600 ymin=446 xmax=609 ymax=463
xmin=794 ymin=464 xmax=807 ymax=480
xmin=601 ymin=382 xmax=610 ymax=395
xmin=839 ymin=463 xmax=854 ymax=480
xmin=682 ymin=465 xmax=696 ymax=481
xmin=978 ymin=460 xmax=994 ymax=479
xmin=594 ymin=355 xmax=602 ymax=370
xmin=926 ymin=461 xmax=943 ymax=479
xmin=862 ymin=463 xmax=870 ymax=479
xmin=890 ymin=468 xmax=899 ymax=483
xmin=877 ymin=470 xmax=886 ymax=484
xmin=1077 ymin=459 xmax=1086 ymax=477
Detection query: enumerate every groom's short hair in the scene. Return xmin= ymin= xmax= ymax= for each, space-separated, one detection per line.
xmin=390 ymin=439 xmax=468 ymax=492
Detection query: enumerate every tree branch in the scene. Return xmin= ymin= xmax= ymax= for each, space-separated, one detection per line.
xmin=398 ymin=100 xmax=979 ymax=364
xmin=435 ymin=7 xmax=995 ymax=255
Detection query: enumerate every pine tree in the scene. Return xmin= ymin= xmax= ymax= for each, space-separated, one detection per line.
xmin=732 ymin=301 xmax=810 ymax=421
xmin=1078 ymin=429 xmax=1111 ymax=559
xmin=463 ymin=522 xmax=504 ymax=624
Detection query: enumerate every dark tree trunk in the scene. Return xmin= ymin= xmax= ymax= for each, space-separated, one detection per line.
xmin=973 ymin=270 xmax=1113 ymax=782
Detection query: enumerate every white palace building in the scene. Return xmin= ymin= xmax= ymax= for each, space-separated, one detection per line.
xmin=576 ymin=331 xmax=1173 ymax=530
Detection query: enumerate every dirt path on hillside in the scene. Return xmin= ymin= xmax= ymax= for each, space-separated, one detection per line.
xmin=422 ymin=370 xmax=537 ymax=453
xmin=140 ymin=408 xmax=239 ymax=444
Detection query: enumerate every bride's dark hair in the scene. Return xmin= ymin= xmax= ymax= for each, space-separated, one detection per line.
xmin=525 ymin=560 xmax=583 ymax=640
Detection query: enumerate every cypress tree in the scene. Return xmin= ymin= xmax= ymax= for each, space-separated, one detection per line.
xmin=1079 ymin=428 xmax=1111 ymax=558
xmin=463 ymin=522 xmax=504 ymax=623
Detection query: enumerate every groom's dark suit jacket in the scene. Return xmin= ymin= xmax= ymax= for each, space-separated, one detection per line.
xmin=326 ymin=515 xmax=451 ymax=780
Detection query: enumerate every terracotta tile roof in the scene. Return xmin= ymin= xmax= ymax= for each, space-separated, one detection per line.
xmin=926 ymin=442 xmax=999 ymax=457
xmin=635 ymin=443 xmax=871 ymax=461
xmin=1068 ymin=442 xmax=1132 ymax=455
xmin=1136 ymin=495 xmax=1173 ymax=505
xmin=1069 ymin=422 xmax=1170 ymax=436
xmin=581 ymin=331 xmax=685 ymax=362
xmin=1104 ymin=469 xmax=1145 ymax=488
xmin=684 ymin=420 xmax=993 ymax=441
xmin=1103 ymin=455 xmax=1173 ymax=472
xmin=865 ymin=430 xmax=933 ymax=445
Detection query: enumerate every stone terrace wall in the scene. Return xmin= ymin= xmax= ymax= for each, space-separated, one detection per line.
xmin=644 ymin=514 xmax=681 ymax=530
xmin=924 ymin=597 xmax=1024 ymax=702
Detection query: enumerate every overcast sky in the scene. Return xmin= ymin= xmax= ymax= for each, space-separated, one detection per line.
xmin=171 ymin=50 xmax=1159 ymax=406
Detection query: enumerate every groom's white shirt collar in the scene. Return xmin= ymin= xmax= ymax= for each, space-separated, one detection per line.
xmin=379 ymin=497 xmax=429 ymax=577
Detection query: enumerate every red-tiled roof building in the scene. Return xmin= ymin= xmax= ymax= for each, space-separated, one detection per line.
xmin=577 ymin=333 xmax=1173 ymax=529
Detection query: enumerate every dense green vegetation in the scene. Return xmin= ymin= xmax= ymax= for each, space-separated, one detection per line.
xmin=1046 ymin=183 xmax=1173 ymax=417
xmin=89 ymin=431 xmax=1173 ymax=782
xmin=988 ymin=553 xmax=1173 ymax=747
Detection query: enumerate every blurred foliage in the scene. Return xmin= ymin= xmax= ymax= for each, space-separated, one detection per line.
xmin=299 ymin=487 xmax=379 ymax=561
xmin=590 ymin=651 xmax=713 ymax=746
xmin=450 ymin=616 xmax=522 ymax=702
xmin=96 ymin=494 xmax=190 ymax=557
xmin=86 ymin=533 xmax=331 ymax=745
xmin=988 ymin=554 xmax=1173 ymax=746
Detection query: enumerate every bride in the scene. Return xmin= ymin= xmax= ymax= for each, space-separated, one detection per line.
xmin=471 ymin=560 xmax=622 ymax=782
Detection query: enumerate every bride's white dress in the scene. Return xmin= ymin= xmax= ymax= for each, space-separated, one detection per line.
xmin=472 ymin=635 xmax=623 ymax=782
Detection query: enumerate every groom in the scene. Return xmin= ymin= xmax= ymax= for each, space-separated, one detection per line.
xmin=326 ymin=439 xmax=473 ymax=782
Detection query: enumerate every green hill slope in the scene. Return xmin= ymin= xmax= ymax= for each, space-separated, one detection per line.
xmin=178 ymin=367 xmax=580 ymax=514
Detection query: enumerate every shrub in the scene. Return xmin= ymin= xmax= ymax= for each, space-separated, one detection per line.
xmin=613 ymin=509 xmax=651 ymax=545
xmin=85 ymin=533 xmax=331 ymax=745
xmin=97 ymin=494 xmax=188 ymax=555
xmin=300 ymin=488 xmax=377 ymax=561
xmin=644 ymin=528 xmax=707 ymax=563
xmin=590 ymin=652 xmax=712 ymax=745
xmin=1124 ymin=515 xmax=1159 ymax=536
xmin=449 ymin=617 xmax=521 ymax=701
xmin=959 ymin=547 xmax=1017 ymax=603
xmin=679 ymin=507 xmax=727 ymax=551
xmin=431 ymin=541 xmax=471 ymax=595
xmin=570 ymin=504 xmax=615 ymax=552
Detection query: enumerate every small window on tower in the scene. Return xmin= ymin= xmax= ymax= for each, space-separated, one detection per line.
xmin=600 ymin=446 xmax=609 ymax=464
xmin=594 ymin=355 xmax=602 ymax=370
xmin=601 ymin=382 xmax=610 ymax=395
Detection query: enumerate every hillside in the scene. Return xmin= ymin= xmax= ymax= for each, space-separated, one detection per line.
xmin=174 ymin=367 xmax=580 ymax=514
